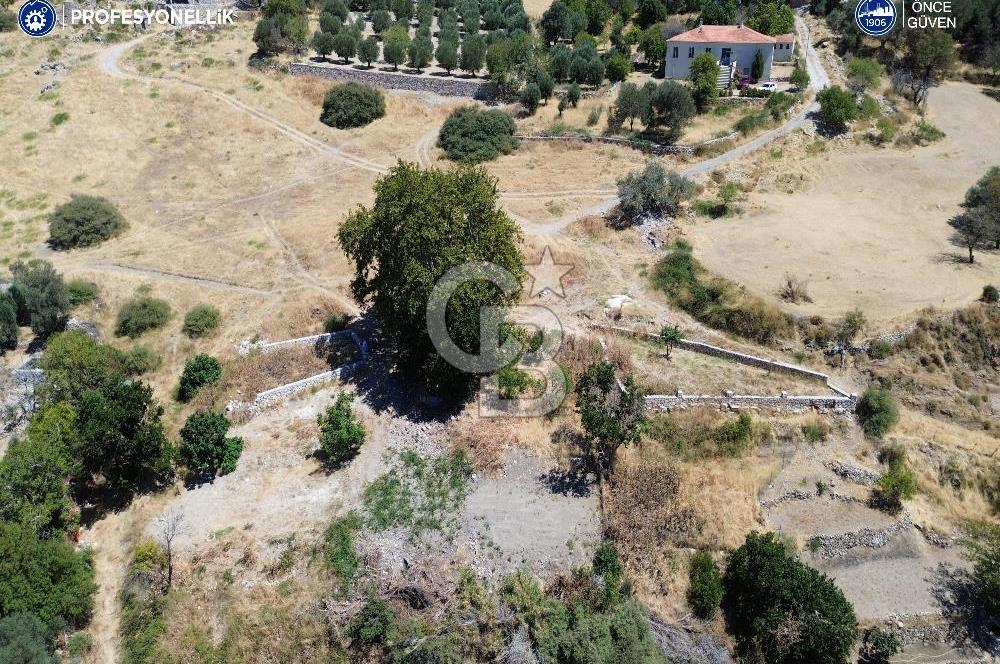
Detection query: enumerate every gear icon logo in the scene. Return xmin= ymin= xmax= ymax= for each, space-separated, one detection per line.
xmin=17 ymin=0 xmax=57 ymax=37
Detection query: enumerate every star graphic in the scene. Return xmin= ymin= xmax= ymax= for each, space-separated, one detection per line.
xmin=525 ymin=246 xmax=574 ymax=298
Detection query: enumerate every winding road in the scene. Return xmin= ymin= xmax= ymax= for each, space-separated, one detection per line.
xmin=99 ymin=15 xmax=829 ymax=238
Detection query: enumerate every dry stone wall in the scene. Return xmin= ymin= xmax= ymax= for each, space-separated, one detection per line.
xmin=289 ymin=62 xmax=497 ymax=100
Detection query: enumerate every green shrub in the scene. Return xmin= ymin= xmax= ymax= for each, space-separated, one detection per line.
xmin=859 ymin=627 xmax=901 ymax=664
xmin=48 ymin=195 xmax=126 ymax=250
xmin=0 ymin=521 xmax=97 ymax=628
xmin=962 ymin=522 xmax=1000 ymax=619
xmin=9 ymin=259 xmax=70 ymax=338
xmin=652 ymin=241 xmax=793 ymax=345
xmin=872 ymin=460 xmax=916 ymax=512
xmin=870 ymin=116 xmax=897 ymax=145
xmin=0 ymin=292 xmax=17 ymax=350
xmin=321 ymin=82 xmax=385 ymax=129
xmin=323 ymin=513 xmax=361 ymax=595
xmin=121 ymin=345 xmax=160 ymax=375
xmin=612 ymin=161 xmax=694 ymax=228
xmin=317 ymin=392 xmax=365 ymax=465
xmin=178 ymin=354 xmax=222 ymax=402
xmin=765 ymin=91 xmax=796 ymax=120
xmin=722 ymin=531 xmax=858 ymax=664
xmin=437 ymin=106 xmax=518 ymax=163
xmin=801 ymin=418 xmax=831 ymax=442
xmin=115 ymin=296 xmax=171 ymax=338
xmin=713 ymin=411 xmax=756 ymax=456
xmin=66 ymin=279 xmax=98 ymax=306
xmin=520 ymin=82 xmax=541 ymax=114
xmin=869 ymin=339 xmax=893 ymax=359
xmin=348 ymin=596 xmax=395 ymax=645
xmin=982 ymin=284 xmax=999 ymax=303
xmin=179 ymin=411 xmax=243 ymax=477
xmin=858 ymin=93 xmax=880 ymax=118
xmin=0 ymin=8 xmax=18 ymax=32
xmin=324 ymin=311 xmax=350 ymax=332
xmin=182 ymin=304 xmax=220 ymax=338
xmin=0 ymin=613 xmax=56 ymax=662
xmin=735 ymin=110 xmax=769 ymax=135
xmin=688 ymin=551 xmax=722 ymax=619
xmin=913 ymin=120 xmax=945 ymax=143
xmin=67 ymin=631 xmax=94 ymax=656
xmin=816 ymin=85 xmax=858 ymax=131
xmin=855 ymin=386 xmax=899 ymax=438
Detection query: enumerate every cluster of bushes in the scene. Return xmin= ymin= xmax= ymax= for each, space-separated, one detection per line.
xmin=611 ymin=160 xmax=693 ymax=227
xmin=855 ymin=385 xmax=899 ymax=438
xmin=0 ymin=327 xmax=189 ymax=656
xmin=321 ymin=82 xmax=386 ymax=129
xmin=652 ymin=240 xmax=793 ymax=344
xmin=47 ymin=195 xmax=126 ymax=250
xmin=253 ymin=0 xmax=309 ymax=55
xmin=115 ymin=295 xmax=171 ymax=338
xmin=1 ymin=259 xmax=71 ymax=348
xmin=437 ymin=105 xmax=518 ymax=163
xmin=609 ymin=79 xmax=696 ymax=142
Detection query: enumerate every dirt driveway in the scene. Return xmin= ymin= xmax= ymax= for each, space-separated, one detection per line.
xmin=689 ymin=82 xmax=1000 ymax=325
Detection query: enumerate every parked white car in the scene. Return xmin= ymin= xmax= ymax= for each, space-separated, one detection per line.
xmin=760 ymin=81 xmax=777 ymax=92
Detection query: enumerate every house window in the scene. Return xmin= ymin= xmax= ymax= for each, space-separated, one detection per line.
xmin=705 ymin=47 xmax=712 ymax=53
xmin=688 ymin=47 xmax=695 ymax=57
xmin=672 ymin=46 xmax=678 ymax=58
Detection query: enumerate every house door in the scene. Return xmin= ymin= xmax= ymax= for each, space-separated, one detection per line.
xmin=720 ymin=48 xmax=732 ymax=65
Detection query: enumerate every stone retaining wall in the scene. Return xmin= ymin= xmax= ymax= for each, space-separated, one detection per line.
xmin=289 ymin=62 xmax=497 ymax=100
xmin=591 ymin=323 xmax=845 ymax=389
xmin=812 ymin=515 xmax=912 ymax=559
xmin=253 ymin=359 xmax=365 ymax=405
xmin=645 ymin=392 xmax=855 ymax=413
xmin=241 ymin=329 xmax=369 ymax=359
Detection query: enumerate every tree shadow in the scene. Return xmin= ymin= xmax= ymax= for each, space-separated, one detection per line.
xmin=307 ymin=446 xmax=361 ymax=476
xmin=981 ymin=87 xmax=1000 ymax=104
xmin=343 ymin=313 xmax=466 ymax=424
xmin=930 ymin=563 xmax=1000 ymax=655
xmin=539 ymin=455 xmax=596 ymax=497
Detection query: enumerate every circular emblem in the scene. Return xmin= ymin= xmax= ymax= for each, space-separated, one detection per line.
xmin=855 ymin=0 xmax=897 ymax=37
xmin=18 ymin=0 xmax=57 ymax=37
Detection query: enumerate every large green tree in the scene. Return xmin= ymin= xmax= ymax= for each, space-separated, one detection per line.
xmin=961 ymin=166 xmax=1000 ymax=249
xmin=0 ymin=290 xmax=17 ymax=350
xmin=722 ymin=532 xmax=858 ymax=664
xmin=0 ymin=404 xmax=76 ymax=537
xmin=47 ymin=195 xmax=126 ymax=251
xmin=0 ymin=522 xmax=96 ymax=628
xmin=898 ymin=29 xmax=956 ymax=106
xmin=337 ymin=162 xmax=524 ymax=395
xmin=688 ymin=52 xmax=720 ymax=112
xmin=179 ymin=412 xmax=243 ymax=478
xmin=8 ymin=260 xmax=69 ymax=339
xmin=748 ymin=0 xmax=794 ymax=35
xmin=643 ymin=80 xmax=697 ymax=142
xmin=575 ymin=362 xmax=646 ymax=478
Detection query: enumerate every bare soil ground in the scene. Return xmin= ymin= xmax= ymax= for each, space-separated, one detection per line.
xmin=688 ymin=81 xmax=1000 ymax=326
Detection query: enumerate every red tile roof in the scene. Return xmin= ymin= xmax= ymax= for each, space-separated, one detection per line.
xmin=775 ymin=33 xmax=796 ymax=42
xmin=667 ymin=24 xmax=776 ymax=44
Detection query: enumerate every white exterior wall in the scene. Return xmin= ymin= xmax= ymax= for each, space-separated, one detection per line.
xmin=773 ymin=41 xmax=794 ymax=62
xmin=665 ymin=41 xmax=775 ymax=81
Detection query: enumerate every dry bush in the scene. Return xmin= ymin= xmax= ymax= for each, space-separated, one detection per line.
xmin=778 ymin=274 xmax=813 ymax=304
xmin=291 ymin=76 xmax=331 ymax=107
xmin=605 ymin=463 xmax=702 ymax=559
xmin=449 ymin=417 xmax=523 ymax=476
xmin=568 ymin=215 xmax=613 ymax=238
xmin=556 ymin=334 xmax=634 ymax=384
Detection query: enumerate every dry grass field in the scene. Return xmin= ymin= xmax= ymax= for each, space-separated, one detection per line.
xmin=688 ymin=81 xmax=1000 ymax=326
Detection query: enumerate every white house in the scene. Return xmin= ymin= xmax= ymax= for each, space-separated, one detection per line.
xmin=773 ymin=33 xmax=796 ymax=62
xmin=664 ymin=24 xmax=776 ymax=83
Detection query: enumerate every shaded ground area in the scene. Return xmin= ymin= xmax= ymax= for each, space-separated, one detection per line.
xmin=689 ymin=82 xmax=1000 ymax=325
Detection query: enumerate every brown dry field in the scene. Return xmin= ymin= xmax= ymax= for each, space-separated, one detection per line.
xmin=688 ymin=81 xmax=1000 ymax=327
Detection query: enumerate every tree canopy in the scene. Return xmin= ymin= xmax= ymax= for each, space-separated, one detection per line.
xmin=47 ymin=195 xmax=126 ymax=251
xmin=437 ymin=106 xmax=519 ymax=163
xmin=722 ymin=531 xmax=858 ymax=664
xmin=8 ymin=260 xmax=69 ymax=339
xmin=337 ymin=161 xmax=524 ymax=394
